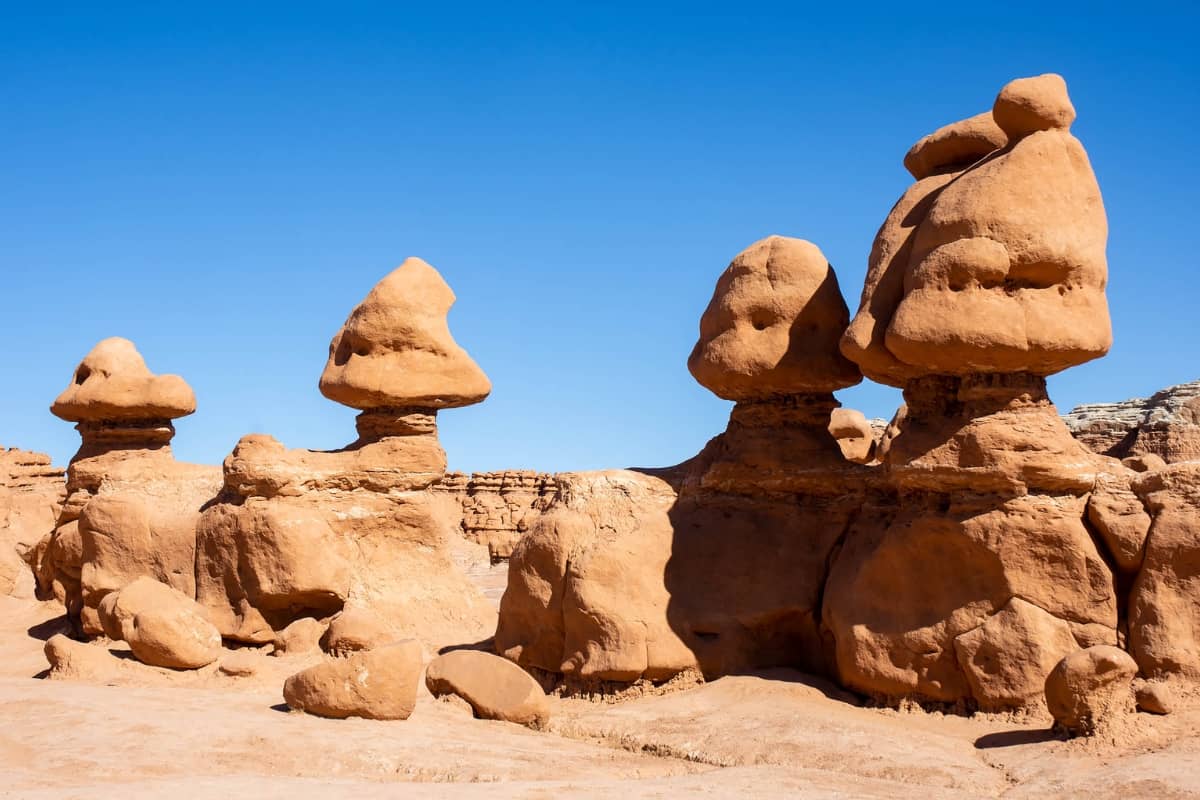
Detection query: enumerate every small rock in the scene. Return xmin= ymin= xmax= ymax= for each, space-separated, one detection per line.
xmin=283 ymin=640 xmax=422 ymax=720
xmin=273 ymin=617 xmax=327 ymax=656
xmin=321 ymin=607 xmax=397 ymax=656
xmin=1134 ymin=679 xmax=1174 ymax=715
xmin=99 ymin=577 xmax=222 ymax=669
xmin=43 ymin=634 xmax=124 ymax=681
xmin=425 ymin=650 xmax=550 ymax=728
xmin=219 ymin=650 xmax=260 ymax=677
xmin=1044 ymin=645 xmax=1137 ymax=736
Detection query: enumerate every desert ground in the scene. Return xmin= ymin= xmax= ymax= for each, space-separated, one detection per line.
xmin=4 ymin=593 xmax=1198 ymax=800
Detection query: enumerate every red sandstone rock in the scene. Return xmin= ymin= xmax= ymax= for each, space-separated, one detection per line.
xmin=1045 ymin=646 xmax=1137 ymax=736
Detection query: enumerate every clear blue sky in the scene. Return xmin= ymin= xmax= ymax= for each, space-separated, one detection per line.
xmin=2 ymin=3 xmax=1198 ymax=473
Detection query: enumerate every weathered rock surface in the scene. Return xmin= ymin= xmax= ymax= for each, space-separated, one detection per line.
xmin=437 ymin=470 xmax=559 ymax=560
xmin=283 ymin=640 xmax=423 ymax=720
xmin=30 ymin=338 xmax=220 ymax=634
xmin=688 ymin=235 xmax=861 ymax=400
xmin=272 ymin=617 xmax=327 ymax=656
xmin=1065 ymin=380 xmax=1200 ymax=463
xmin=1045 ymin=645 xmax=1137 ymax=736
xmin=1133 ymin=678 xmax=1175 ymax=714
xmin=321 ymin=607 xmax=399 ymax=656
xmin=0 ymin=447 xmax=63 ymax=597
xmin=828 ymin=408 xmax=878 ymax=464
xmin=425 ymin=650 xmax=550 ymax=728
xmin=100 ymin=577 xmax=222 ymax=669
xmin=197 ymin=262 xmax=496 ymax=653
xmin=318 ymin=257 xmax=491 ymax=410
xmin=1128 ymin=462 xmax=1200 ymax=678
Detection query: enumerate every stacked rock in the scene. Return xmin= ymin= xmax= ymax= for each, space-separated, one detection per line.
xmin=196 ymin=258 xmax=497 ymax=651
xmin=30 ymin=338 xmax=220 ymax=634
xmin=822 ymin=75 xmax=1122 ymax=709
xmin=496 ymin=236 xmax=871 ymax=683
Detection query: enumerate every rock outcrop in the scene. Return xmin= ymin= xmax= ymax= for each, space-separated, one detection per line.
xmin=29 ymin=338 xmax=220 ymax=635
xmin=497 ymin=235 xmax=869 ymax=683
xmin=0 ymin=447 xmax=64 ymax=597
xmin=196 ymin=259 xmax=496 ymax=652
xmin=1065 ymin=380 xmax=1200 ymax=463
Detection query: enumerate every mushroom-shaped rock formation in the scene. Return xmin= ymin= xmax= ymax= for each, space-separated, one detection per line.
xmin=497 ymin=236 xmax=869 ymax=685
xmin=195 ymin=261 xmax=496 ymax=653
xmin=319 ymin=257 xmax=491 ymax=432
xmin=30 ymin=339 xmax=220 ymax=635
xmin=822 ymin=75 xmax=1123 ymax=709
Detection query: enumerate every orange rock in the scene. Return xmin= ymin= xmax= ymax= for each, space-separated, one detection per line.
xmin=1045 ymin=646 xmax=1137 ymax=736
xmin=283 ymin=640 xmax=423 ymax=720
xmin=50 ymin=337 xmax=195 ymax=423
xmin=425 ymin=650 xmax=550 ymax=728
xmin=688 ymin=236 xmax=860 ymax=401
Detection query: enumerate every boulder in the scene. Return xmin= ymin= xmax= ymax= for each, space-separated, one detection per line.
xmin=1133 ymin=679 xmax=1174 ymax=715
xmin=282 ymin=640 xmax=423 ymax=720
xmin=426 ymin=650 xmax=550 ymax=728
xmin=100 ymin=577 xmax=222 ymax=669
xmin=688 ymin=236 xmax=860 ymax=401
xmin=1045 ymin=646 xmax=1137 ymax=736
xmin=321 ymin=607 xmax=399 ymax=656
xmin=272 ymin=617 xmax=328 ymax=656
xmin=43 ymin=634 xmax=125 ymax=681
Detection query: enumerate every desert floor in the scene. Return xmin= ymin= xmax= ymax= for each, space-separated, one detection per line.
xmin=3 ymin=595 xmax=1199 ymax=799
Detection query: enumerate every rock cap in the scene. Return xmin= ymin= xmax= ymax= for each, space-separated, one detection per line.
xmin=51 ymin=338 xmax=195 ymax=423
xmin=319 ymin=258 xmax=491 ymax=411
xmin=688 ymin=236 xmax=861 ymax=401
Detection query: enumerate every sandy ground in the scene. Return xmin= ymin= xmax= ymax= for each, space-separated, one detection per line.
xmin=2 ymin=597 xmax=1199 ymax=799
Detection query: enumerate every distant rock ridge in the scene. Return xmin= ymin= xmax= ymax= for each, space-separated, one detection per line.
xmin=1065 ymin=380 xmax=1200 ymax=463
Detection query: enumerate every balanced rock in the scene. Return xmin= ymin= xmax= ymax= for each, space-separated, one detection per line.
xmin=1045 ymin=646 xmax=1137 ymax=736
xmin=196 ymin=262 xmax=496 ymax=652
xmin=319 ymin=257 xmax=491 ymax=410
xmin=426 ymin=650 xmax=550 ymax=728
xmin=32 ymin=338 xmax=220 ymax=634
xmin=841 ymin=112 xmax=1007 ymax=386
xmin=283 ymin=640 xmax=423 ymax=720
xmin=99 ymin=577 xmax=222 ymax=669
xmin=688 ymin=236 xmax=860 ymax=401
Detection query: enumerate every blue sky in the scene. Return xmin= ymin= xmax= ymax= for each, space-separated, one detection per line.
xmin=2 ymin=3 xmax=1198 ymax=472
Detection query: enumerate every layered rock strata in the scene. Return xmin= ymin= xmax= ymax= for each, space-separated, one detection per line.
xmin=0 ymin=448 xmax=64 ymax=597
xmin=1065 ymin=380 xmax=1200 ymax=463
xmin=436 ymin=470 xmax=558 ymax=560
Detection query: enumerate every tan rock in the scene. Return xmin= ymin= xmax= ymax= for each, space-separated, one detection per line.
xmin=992 ymin=73 xmax=1076 ymax=138
xmin=319 ymin=258 xmax=491 ymax=410
xmin=1044 ymin=646 xmax=1137 ymax=736
xmin=43 ymin=634 xmax=125 ymax=681
xmin=952 ymin=597 xmax=1079 ymax=711
xmin=321 ymin=607 xmax=399 ymax=656
xmin=828 ymin=408 xmax=876 ymax=464
xmin=50 ymin=337 xmax=195 ymax=423
xmin=688 ymin=236 xmax=860 ymax=401
xmin=0 ymin=447 xmax=63 ymax=598
xmin=218 ymin=649 xmax=261 ymax=677
xmin=282 ymin=640 xmax=423 ymax=720
xmin=425 ymin=650 xmax=550 ymax=728
xmin=100 ymin=577 xmax=222 ymax=669
xmin=1128 ymin=463 xmax=1200 ymax=678
xmin=1087 ymin=468 xmax=1152 ymax=572
xmin=272 ymin=617 xmax=328 ymax=656
xmin=1133 ymin=679 xmax=1174 ymax=715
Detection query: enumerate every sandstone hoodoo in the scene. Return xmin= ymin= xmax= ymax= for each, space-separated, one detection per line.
xmin=497 ymin=235 xmax=871 ymax=683
xmin=823 ymin=74 xmax=1120 ymax=709
xmin=29 ymin=338 xmax=220 ymax=635
xmin=195 ymin=259 xmax=496 ymax=652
